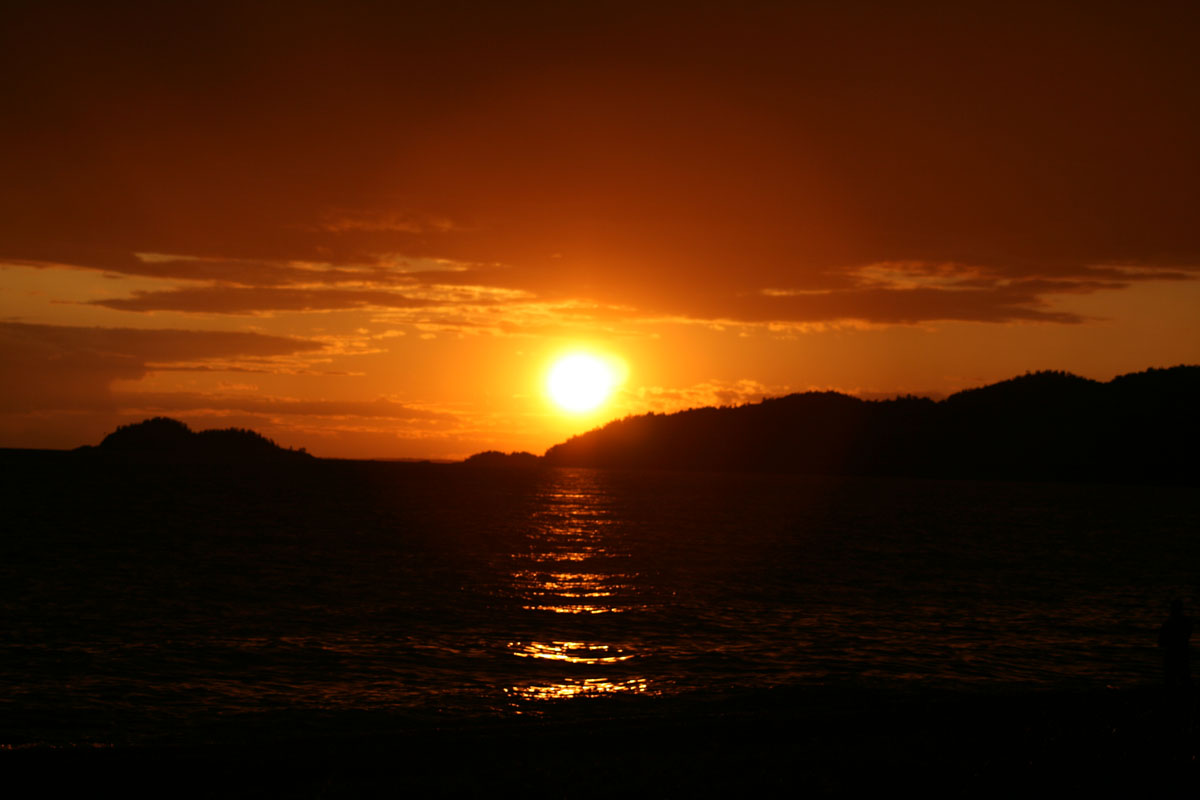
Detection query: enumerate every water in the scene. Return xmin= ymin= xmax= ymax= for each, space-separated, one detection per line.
xmin=2 ymin=455 xmax=1197 ymax=746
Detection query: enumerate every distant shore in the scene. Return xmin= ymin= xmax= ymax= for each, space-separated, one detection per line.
xmin=5 ymin=685 xmax=1197 ymax=796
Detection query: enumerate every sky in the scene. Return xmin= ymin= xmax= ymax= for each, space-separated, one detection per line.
xmin=2 ymin=0 xmax=1198 ymax=459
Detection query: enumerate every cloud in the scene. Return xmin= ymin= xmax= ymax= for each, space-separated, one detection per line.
xmin=397 ymin=260 xmax=1198 ymax=327
xmin=316 ymin=210 xmax=459 ymax=234
xmin=112 ymin=391 xmax=455 ymax=422
xmin=742 ymin=285 xmax=1086 ymax=325
xmin=12 ymin=246 xmax=1198 ymax=327
xmin=625 ymin=379 xmax=786 ymax=414
xmin=5 ymin=252 xmax=427 ymax=288
xmin=0 ymin=322 xmax=323 ymax=412
xmin=3 ymin=1 xmax=1200 ymax=329
xmin=89 ymin=286 xmax=442 ymax=314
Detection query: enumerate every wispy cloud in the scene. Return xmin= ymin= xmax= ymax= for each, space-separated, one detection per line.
xmin=89 ymin=286 xmax=441 ymax=314
xmin=112 ymin=391 xmax=455 ymax=422
xmin=316 ymin=209 xmax=459 ymax=234
xmin=624 ymin=379 xmax=788 ymax=414
xmin=9 ymin=246 xmax=1198 ymax=327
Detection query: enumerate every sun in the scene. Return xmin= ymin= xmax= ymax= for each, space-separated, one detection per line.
xmin=546 ymin=353 xmax=620 ymax=413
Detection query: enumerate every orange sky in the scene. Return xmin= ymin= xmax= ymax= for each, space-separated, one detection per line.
xmin=2 ymin=1 xmax=1198 ymax=459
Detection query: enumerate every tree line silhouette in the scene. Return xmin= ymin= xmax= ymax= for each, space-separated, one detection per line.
xmin=541 ymin=366 xmax=1199 ymax=483
xmin=74 ymin=366 xmax=1197 ymax=481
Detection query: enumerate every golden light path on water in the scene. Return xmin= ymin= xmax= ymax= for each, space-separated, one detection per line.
xmin=510 ymin=677 xmax=651 ymax=701
xmin=511 ymin=641 xmax=635 ymax=664
xmin=511 ymin=571 xmax=638 ymax=614
xmin=504 ymin=471 xmax=653 ymax=703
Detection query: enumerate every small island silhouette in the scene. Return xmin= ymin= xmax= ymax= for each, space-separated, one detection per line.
xmin=75 ymin=416 xmax=313 ymax=464
xmin=462 ymin=450 xmax=541 ymax=469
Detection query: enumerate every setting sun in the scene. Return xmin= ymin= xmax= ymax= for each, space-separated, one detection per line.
xmin=546 ymin=353 xmax=621 ymax=413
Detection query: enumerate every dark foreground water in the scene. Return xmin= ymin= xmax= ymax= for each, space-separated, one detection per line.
xmin=2 ymin=453 xmax=1197 ymax=747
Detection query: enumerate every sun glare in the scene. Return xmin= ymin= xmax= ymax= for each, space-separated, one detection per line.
xmin=546 ymin=353 xmax=621 ymax=413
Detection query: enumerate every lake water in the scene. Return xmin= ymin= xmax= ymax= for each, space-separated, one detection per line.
xmin=3 ymin=456 xmax=1197 ymax=747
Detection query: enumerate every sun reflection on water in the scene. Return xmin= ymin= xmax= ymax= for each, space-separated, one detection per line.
xmin=510 ymin=641 xmax=635 ymax=664
xmin=503 ymin=469 xmax=654 ymax=701
xmin=506 ymin=677 xmax=650 ymax=701
xmin=510 ymin=570 xmax=640 ymax=614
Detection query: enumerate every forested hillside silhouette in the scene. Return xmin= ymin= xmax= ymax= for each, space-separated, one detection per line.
xmin=542 ymin=366 xmax=1200 ymax=483
xmin=78 ymin=417 xmax=313 ymax=463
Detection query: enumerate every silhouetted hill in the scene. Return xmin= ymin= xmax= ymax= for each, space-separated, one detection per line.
xmin=543 ymin=366 xmax=1200 ymax=483
xmin=80 ymin=417 xmax=313 ymax=463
